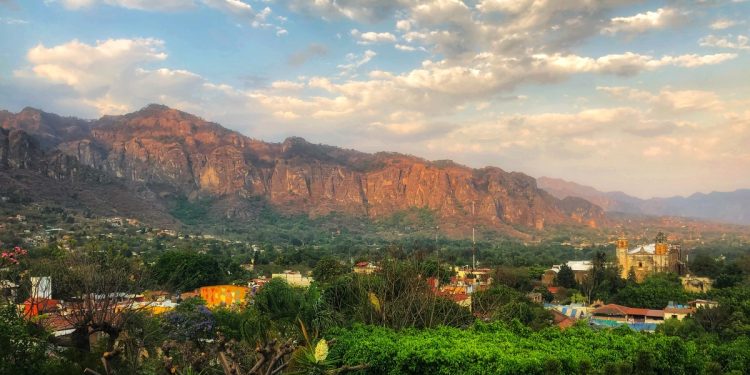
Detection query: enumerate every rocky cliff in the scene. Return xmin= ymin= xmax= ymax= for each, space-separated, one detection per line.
xmin=1 ymin=105 xmax=604 ymax=231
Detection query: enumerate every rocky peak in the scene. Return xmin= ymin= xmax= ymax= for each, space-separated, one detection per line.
xmin=0 ymin=104 xmax=607 ymax=232
xmin=1 ymin=107 xmax=93 ymax=149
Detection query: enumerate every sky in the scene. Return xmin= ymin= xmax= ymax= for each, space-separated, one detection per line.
xmin=1 ymin=0 xmax=749 ymax=199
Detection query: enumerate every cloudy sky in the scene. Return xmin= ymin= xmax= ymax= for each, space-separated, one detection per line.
xmin=1 ymin=0 xmax=749 ymax=198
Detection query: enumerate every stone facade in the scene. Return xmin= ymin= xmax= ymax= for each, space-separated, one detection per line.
xmin=616 ymin=233 xmax=681 ymax=282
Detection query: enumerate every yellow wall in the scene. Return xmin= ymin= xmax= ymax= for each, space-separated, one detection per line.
xmin=197 ymin=285 xmax=249 ymax=308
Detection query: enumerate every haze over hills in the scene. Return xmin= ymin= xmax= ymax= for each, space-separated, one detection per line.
xmin=538 ymin=177 xmax=750 ymax=226
xmin=0 ymin=105 xmax=605 ymax=236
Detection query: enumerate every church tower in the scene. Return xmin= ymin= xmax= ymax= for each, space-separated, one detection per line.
xmin=654 ymin=232 xmax=668 ymax=255
xmin=616 ymin=235 xmax=629 ymax=278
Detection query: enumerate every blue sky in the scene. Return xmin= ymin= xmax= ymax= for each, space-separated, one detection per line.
xmin=1 ymin=0 xmax=749 ymax=198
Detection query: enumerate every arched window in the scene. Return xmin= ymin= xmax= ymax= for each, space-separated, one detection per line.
xmin=638 ymin=261 xmax=643 ymax=268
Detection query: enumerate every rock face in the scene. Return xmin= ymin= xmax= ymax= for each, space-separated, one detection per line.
xmin=1 ymin=105 xmax=604 ymax=230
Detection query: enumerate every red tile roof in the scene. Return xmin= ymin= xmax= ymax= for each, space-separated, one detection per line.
xmin=592 ymin=304 xmax=664 ymax=318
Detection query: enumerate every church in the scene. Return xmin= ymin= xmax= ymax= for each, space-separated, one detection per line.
xmin=616 ymin=232 xmax=683 ymax=282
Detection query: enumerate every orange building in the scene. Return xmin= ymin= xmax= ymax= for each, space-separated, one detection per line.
xmin=196 ymin=285 xmax=249 ymax=308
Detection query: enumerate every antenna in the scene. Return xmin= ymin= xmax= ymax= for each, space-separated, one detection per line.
xmin=472 ymin=201 xmax=476 ymax=270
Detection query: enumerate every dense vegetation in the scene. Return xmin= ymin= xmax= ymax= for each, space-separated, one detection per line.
xmin=2 ymin=201 xmax=750 ymax=374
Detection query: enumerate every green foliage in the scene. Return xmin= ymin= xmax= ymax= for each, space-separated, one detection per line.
xmin=152 ymin=251 xmax=225 ymax=291
xmin=243 ymin=278 xmax=331 ymax=344
xmin=472 ymin=285 xmax=552 ymax=330
xmin=614 ymin=273 xmax=692 ymax=309
xmin=0 ymin=305 xmax=58 ymax=375
xmin=312 ymin=257 xmax=350 ymax=284
xmin=329 ymin=322 xmax=710 ymax=375
xmin=169 ymin=196 xmax=213 ymax=226
xmin=162 ymin=297 xmax=216 ymax=343
xmin=556 ymin=264 xmax=577 ymax=289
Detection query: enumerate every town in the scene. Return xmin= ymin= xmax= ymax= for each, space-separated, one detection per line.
xmin=4 ymin=208 xmax=746 ymax=375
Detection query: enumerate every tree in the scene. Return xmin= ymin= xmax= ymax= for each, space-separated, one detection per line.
xmin=46 ymin=250 xmax=151 ymax=351
xmin=626 ymin=268 xmax=638 ymax=285
xmin=555 ymin=264 xmax=577 ymax=288
xmin=689 ymin=254 xmax=721 ymax=278
xmin=152 ymin=251 xmax=225 ymax=291
xmin=312 ymin=257 xmax=350 ymax=284
xmin=493 ymin=266 xmax=533 ymax=291
xmin=0 ymin=305 xmax=55 ymax=375
xmin=614 ymin=273 xmax=690 ymax=309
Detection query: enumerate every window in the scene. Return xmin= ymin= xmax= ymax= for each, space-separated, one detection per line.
xmin=638 ymin=261 xmax=643 ymax=268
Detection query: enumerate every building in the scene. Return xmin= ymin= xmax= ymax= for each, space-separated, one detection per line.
xmin=590 ymin=304 xmax=664 ymax=331
xmin=681 ymin=275 xmax=712 ymax=293
xmin=0 ymin=280 xmax=18 ymax=302
xmin=689 ymin=299 xmax=719 ymax=310
xmin=272 ymin=271 xmax=312 ymax=287
xmin=526 ymin=292 xmax=543 ymax=304
xmin=353 ymin=261 xmax=379 ymax=274
xmin=541 ymin=260 xmax=593 ymax=286
xmin=195 ymin=285 xmax=249 ymax=308
xmin=616 ymin=232 xmax=682 ymax=282
xmin=664 ymin=302 xmax=694 ymax=321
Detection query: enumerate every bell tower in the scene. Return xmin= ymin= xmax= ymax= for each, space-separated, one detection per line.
xmin=616 ymin=235 xmax=629 ymax=278
xmin=654 ymin=232 xmax=668 ymax=255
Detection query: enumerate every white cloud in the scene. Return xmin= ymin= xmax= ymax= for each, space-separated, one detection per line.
xmin=351 ymin=29 xmax=397 ymax=44
xmin=602 ymin=7 xmax=685 ymax=35
xmin=395 ymin=44 xmax=417 ymax=51
xmin=534 ymin=52 xmax=736 ymax=76
xmin=202 ymin=0 xmax=272 ymax=28
xmin=59 ymin=0 xmax=195 ymax=11
xmin=270 ymin=80 xmax=304 ymax=90
xmin=11 ymin=38 xmax=237 ymax=116
xmin=0 ymin=17 xmax=29 ymax=25
xmin=598 ymin=86 xmax=726 ymax=112
xmin=709 ymin=18 xmax=738 ymax=30
xmin=337 ymin=50 xmax=377 ymax=76
xmin=278 ymin=0 xmax=405 ymax=23
xmin=699 ymin=34 xmax=750 ymax=50
xmin=55 ymin=0 xmax=277 ymax=30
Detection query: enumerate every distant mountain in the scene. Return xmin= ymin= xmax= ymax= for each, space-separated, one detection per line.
xmin=0 ymin=105 xmax=604 ymax=236
xmin=538 ymin=177 xmax=750 ymax=225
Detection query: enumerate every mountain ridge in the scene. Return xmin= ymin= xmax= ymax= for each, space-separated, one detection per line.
xmin=0 ymin=105 xmax=605 ymax=235
xmin=538 ymin=176 xmax=750 ymax=225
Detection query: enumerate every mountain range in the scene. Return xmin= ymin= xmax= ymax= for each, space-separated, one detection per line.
xmin=0 ymin=105 xmax=606 ymax=236
xmin=538 ymin=177 xmax=750 ymax=226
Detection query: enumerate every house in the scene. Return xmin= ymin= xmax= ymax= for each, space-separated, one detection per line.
xmin=0 ymin=280 xmax=18 ymax=301
xmin=353 ymin=261 xmax=379 ymax=274
xmin=664 ymin=302 xmax=694 ymax=320
xmin=550 ymin=309 xmax=576 ymax=329
xmin=195 ymin=285 xmax=250 ymax=308
xmin=272 ymin=271 xmax=312 ymax=287
xmin=526 ymin=292 xmax=543 ymax=304
xmin=689 ymin=299 xmax=719 ymax=310
xmin=545 ymin=303 xmax=589 ymax=319
xmin=681 ymin=275 xmax=712 ymax=293
xmin=541 ymin=260 xmax=593 ymax=286
xmin=143 ymin=290 xmax=172 ymax=302
xmin=453 ymin=266 xmax=492 ymax=285
xmin=590 ymin=304 xmax=664 ymax=325
xmin=40 ymin=313 xmax=76 ymax=337
xmin=22 ymin=297 xmax=61 ymax=317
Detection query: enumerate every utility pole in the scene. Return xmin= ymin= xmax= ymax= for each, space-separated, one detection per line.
xmin=435 ymin=226 xmax=439 ymax=261
xmin=435 ymin=225 xmax=440 ymax=287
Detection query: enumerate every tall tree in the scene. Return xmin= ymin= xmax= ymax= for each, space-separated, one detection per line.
xmin=47 ymin=250 xmax=151 ymax=351
xmin=555 ymin=264 xmax=577 ymax=289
